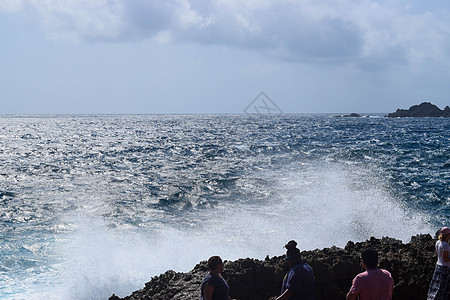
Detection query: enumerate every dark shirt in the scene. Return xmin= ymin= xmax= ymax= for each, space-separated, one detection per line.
xmin=281 ymin=262 xmax=315 ymax=300
xmin=201 ymin=273 xmax=230 ymax=300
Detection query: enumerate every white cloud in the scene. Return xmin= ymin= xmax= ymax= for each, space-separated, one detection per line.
xmin=3 ymin=0 xmax=450 ymax=70
xmin=0 ymin=0 xmax=23 ymax=12
xmin=176 ymin=0 xmax=211 ymax=29
xmin=19 ymin=0 xmax=125 ymax=41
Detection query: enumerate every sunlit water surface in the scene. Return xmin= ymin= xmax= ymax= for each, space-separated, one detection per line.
xmin=0 ymin=114 xmax=448 ymax=299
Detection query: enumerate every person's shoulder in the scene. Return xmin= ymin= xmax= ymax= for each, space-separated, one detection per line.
xmin=289 ymin=262 xmax=312 ymax=275
xmin=436 ymin=240 xmax=448 ymax=247
xmin=380 ymin=269 xmax=393 ymax=277
xmin=301 ymin=262 xmax=313 ymax=268
xmin=436 ymin=240 xmax=450 ymax=249
xmin=202 ymin=273 xmax=220 ymax=286
xmin=380 ymin=269 xmax=394 ymax=286
xmin=202 ymin=273 xmax=213 ymax=282
xmin=354 ymin=271 xmax=369 ymax=280
xmin=295 ymin=262 xmax=313 ymax=271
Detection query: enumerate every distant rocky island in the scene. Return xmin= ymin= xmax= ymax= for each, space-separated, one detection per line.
xmin=110 ymin=234 xmax=436 ymax=300
xmin=334 ymin=113 xmax=363 ymax=118
xmin=386 ymin=102 xmax=450 ymax=117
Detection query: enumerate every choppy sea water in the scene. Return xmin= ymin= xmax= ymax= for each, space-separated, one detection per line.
xmin=0 ymin=114 xmax=448 ymax=299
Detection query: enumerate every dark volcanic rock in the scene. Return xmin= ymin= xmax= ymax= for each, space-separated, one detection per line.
xmin=334 ymin=113 xmax=362 ymax=118
xmin=386 ymin=102 xmax=450 ymax=117
xmin=110 ymin=234 xmax=436 ymax=300
xmin=343 ymin=113 xmax=362 ymax=117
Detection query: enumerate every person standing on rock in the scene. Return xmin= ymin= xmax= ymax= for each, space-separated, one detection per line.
xmin=427 ymin=226 xmax=450 ymax=300
xmin=201 ymin=256 xmax=235 ymax=300
xmin=276 ymin=240 xmax=315 ymax=300
xmin=346 ymin=248 xmax=393 ymax=300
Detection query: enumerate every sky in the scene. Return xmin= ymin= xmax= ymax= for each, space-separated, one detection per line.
xmin=1 ymin=0 xmax=450 ymax=114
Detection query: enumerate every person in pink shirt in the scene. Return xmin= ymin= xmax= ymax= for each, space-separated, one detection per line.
xmin=346 ymin=248 xmax=394 ymax=300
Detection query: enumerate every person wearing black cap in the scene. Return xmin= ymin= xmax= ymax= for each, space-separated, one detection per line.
xmin=276 ymin=240 xmax=315 ymax=300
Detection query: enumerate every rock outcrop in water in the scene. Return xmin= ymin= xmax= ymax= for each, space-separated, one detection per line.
xmin=386 ymin=102 xmax=450 ymax=117
xmin=109 ymin=234 xmax=436 ymax=300
xmin=334 ymin=113 xmax=363 ymax=118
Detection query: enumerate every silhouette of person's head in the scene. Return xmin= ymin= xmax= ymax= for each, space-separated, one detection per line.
xmin=361 ymin=249 xmax=378 ymax=269
xmin=284 ymin=240 xmax=301 ymax=266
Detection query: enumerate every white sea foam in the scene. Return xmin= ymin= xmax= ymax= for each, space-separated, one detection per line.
xmin=197 ymin=161 xmax=433 ymax=256
xmin=14 ymin=161 xmax=431 ymax=300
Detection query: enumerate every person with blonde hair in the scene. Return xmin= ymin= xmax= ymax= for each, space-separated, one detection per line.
xmin=427 ymin=226 xmax=450 ymax=300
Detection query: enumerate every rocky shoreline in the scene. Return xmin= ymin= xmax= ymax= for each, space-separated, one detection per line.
xmin=109 ymin=234 xmax=437 ymax=300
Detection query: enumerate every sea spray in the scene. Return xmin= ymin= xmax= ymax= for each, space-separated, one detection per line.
xmin=50 ymin=161 xmax=434 ymax=299
xmin=0 ymin=114 xmax=446 ymax=299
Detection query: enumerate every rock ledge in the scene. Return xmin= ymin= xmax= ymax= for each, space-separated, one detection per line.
xmin=110 ymin=234 xmax=436 ymax=300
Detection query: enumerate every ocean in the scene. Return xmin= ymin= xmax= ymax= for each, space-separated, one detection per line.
xmin=0 ymin=114 xmax=448 ymax=299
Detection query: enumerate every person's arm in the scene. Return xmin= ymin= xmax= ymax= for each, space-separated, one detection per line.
xmin=276 ymin=289 xmax=294 ymax=300
xmin=443 ymin=250 xmax=450 ymax=262
xmin=346 ymin=291 xmax=358 ymax=300
xmin=346 ymin=275 xmax=360 ymax=300
xmin=203 ymin=285 xmax=214 ymax=300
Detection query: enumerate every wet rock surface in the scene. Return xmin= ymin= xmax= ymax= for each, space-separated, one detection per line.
xmin=110 ymin=234 xmax=436 ymax=300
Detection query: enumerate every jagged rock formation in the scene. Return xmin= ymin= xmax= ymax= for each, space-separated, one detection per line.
xmin=110 ymin=234 xmax=436 ymax=300
xmin=386 ymin=102 xmax=450 ymax=117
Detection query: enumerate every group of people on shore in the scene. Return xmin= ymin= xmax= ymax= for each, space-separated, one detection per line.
xmin=200 ymin=227 xmax=450 ymax=300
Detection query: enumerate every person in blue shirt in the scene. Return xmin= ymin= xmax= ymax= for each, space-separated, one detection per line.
xmin=277 ymin=240 xmax=315 ymax=300
xmin=201 ymin=256 xmax=235 ymax=300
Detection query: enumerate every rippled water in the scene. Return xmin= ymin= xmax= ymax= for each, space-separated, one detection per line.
xmin=0 ymin=114 xmax=448 ymax=299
